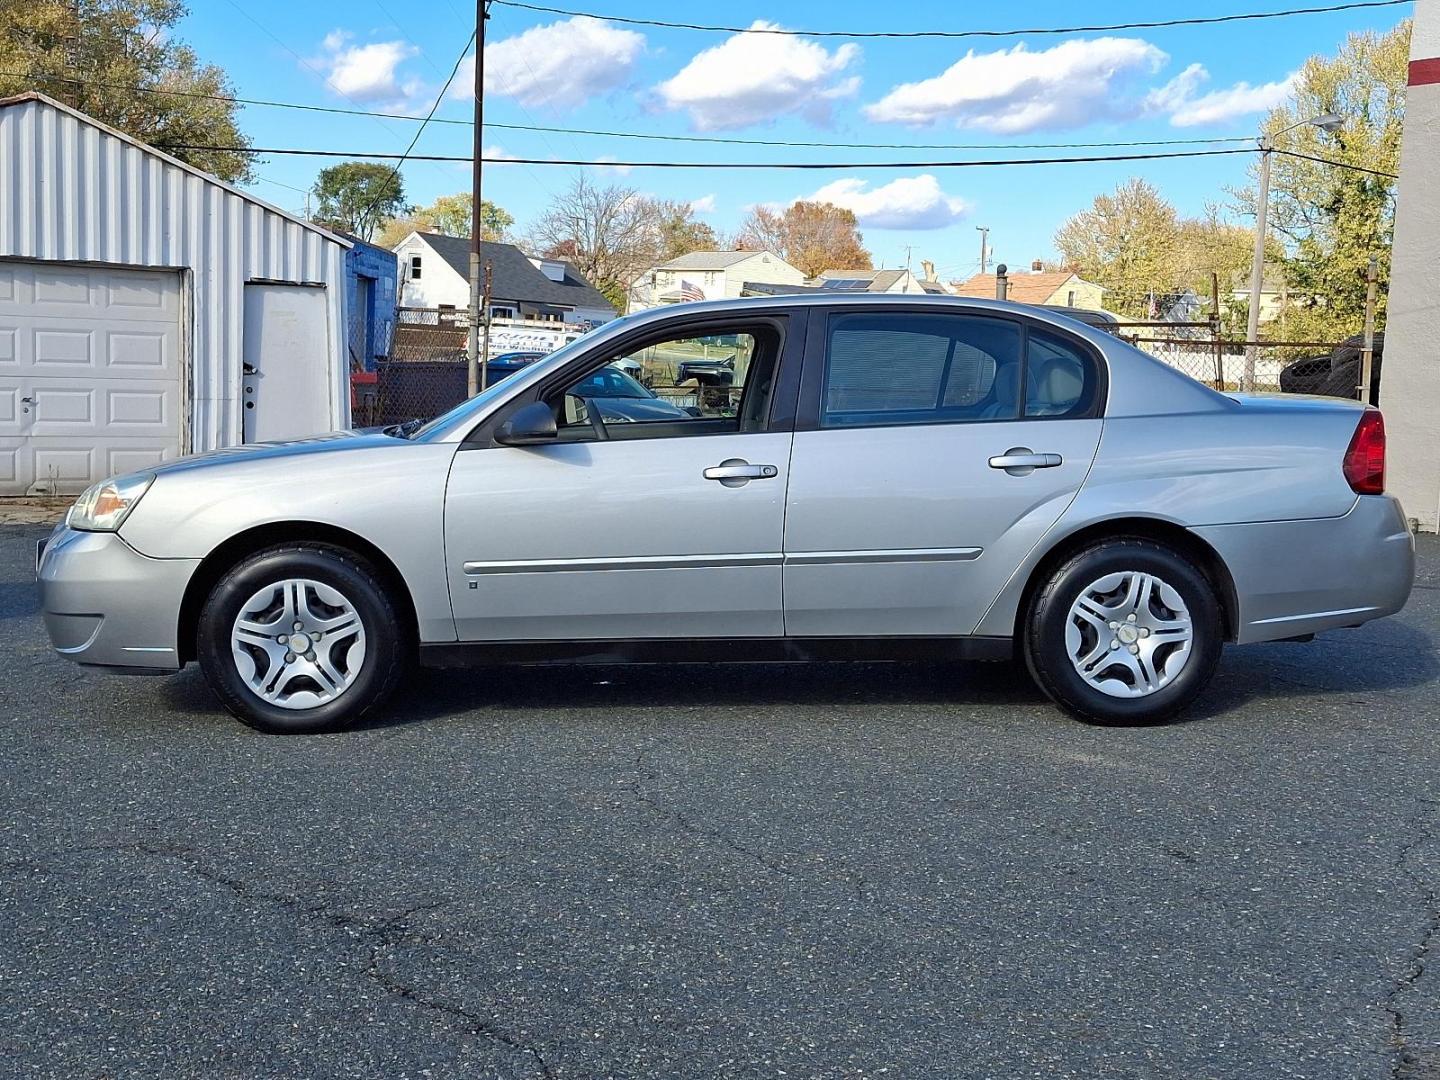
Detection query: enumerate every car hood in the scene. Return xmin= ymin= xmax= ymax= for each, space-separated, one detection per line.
xmin=145 ymin=430 xmax=402 ymax=478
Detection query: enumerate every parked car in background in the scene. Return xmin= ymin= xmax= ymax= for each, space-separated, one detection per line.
xmin=38 ymin=294 xmax=1413 ymax=734
xmin=1279 ymin=333 xmax=1383 ymax=403
xmin=1042 ymin=305 xmax=1123 ymax=334
xmin=676 ymin=354 xmax=736 ymax=386
xmin=565 ymin=365 xmax=698 ymax=423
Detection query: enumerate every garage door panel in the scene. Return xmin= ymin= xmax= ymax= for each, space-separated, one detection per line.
xmin=106 ymin=387 xmax=172 ymax=429
xmin=33 ymin=328 xmax=94 ymax=367
xmin=106 ymin=329 xmax=171 ymax=372
xmin=0 ymin=261 xmax=181 ymax=494
xmin=0 ymin=439 xmax=17 ymax=484
xmin=31 ymin=444 xmax=96 ymax=489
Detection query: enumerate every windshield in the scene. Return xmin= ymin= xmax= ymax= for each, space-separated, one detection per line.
xmin=405 ymin=330 xmax=608 ymax=441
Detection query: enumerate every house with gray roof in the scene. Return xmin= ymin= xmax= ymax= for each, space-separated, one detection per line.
xmin=629 ymin=249 xmax=806 ymax=311
xmin=394 ymin=231 xmax=616 ymax=326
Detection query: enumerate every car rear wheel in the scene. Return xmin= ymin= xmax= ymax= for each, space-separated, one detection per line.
xmin=197 ymin=544 xmax=408 ymax=734
xmin=1024 ymin=539 xmax=1223 ymax=726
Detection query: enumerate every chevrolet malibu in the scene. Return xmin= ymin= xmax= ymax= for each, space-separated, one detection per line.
xmin=37 ymin=295 xmax=1414 ymax=734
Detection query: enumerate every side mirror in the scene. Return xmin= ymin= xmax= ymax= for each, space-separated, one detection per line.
xmin=495 ymin=401 xmax=558 ymax=446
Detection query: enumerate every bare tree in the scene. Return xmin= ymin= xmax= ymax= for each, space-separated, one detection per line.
xmin=527 ymin=176 xmax=666 ymax=310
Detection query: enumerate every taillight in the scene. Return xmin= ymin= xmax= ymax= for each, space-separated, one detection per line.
xmin=1343 ymin=409 xmax=1386 ymax=495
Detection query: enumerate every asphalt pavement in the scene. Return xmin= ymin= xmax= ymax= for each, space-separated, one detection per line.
xmin=2 ymin=523 xmax=1438 ymax=1080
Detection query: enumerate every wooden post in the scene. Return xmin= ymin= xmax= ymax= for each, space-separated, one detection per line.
xmin=1359 ymin=255 xmax=1379 ymax=405
xmin=466 ymin=0 xmax=489 ymax=398
xmin=1211 ymin=271 xmax=1224 ymax=389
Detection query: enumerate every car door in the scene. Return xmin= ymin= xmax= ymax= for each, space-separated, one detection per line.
xmin=782 ymin=308 xmax=1104 ymax=637
xmin=444 ymin=314 xmax=801 ymax=641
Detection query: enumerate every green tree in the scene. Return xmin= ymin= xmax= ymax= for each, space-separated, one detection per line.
xmin=312 ymin=163 xmax=406 ymax=241
xmin=379 ymin=193 xmax=514 ymax=243
xmin=0 ymin=0 xmax=254 ymax=183
xmin=1239 ymin=19 xmax=1409 ymax=340
xmin=1054 ymin=179 xmax=1182 ymax=319
xmin=654 ymin=200 xmax=718 ymax=262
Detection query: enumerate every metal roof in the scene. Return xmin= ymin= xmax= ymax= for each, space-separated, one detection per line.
xmin=0 ymin=91 xmax=350 ymax=248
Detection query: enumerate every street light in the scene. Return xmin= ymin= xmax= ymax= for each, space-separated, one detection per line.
xmin=1242 ymin=111 xmax=1345 ymax=390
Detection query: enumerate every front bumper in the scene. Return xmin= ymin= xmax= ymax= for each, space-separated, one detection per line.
xmin=36 ymin=525 xmax=200 ymax=672
xmin=1193 ymin=494 xmax=1415 ymax=644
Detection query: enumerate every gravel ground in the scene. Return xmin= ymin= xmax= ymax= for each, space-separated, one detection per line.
xmin=2 ymin=524 xmax=1437 ymax=1080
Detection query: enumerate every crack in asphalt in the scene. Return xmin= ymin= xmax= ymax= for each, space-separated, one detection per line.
xmin=1386 ymin=797 xmax=1440 ymax=1080
xmin=629 ymin=746 xmax=794 ymax=878
xmin=11 ymin=840 xmax=554 ymax=1078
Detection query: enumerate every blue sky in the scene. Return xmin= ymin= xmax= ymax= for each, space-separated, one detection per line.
xmin=184 ymin=0 xmax=1411 ymax=282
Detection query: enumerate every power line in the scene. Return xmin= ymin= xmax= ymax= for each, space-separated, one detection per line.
xmin=354 ymin=30 xmax=477 ymax=226
xmin=0 ymin=70 xmax=1259 ymax=151
xmin=160 ymin=145 xmax=1254 ymax=167
xmin=154 ymin=143 xmax=1398 ymax=178
xmin=1272 ymin=147 xmax=1398 ymax=178
xmin=490 ymin=0 xmax=1411 ymax=38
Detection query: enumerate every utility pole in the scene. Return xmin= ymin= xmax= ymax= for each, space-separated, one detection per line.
xmin=976 ymin=226 xmax=990 ymax=276
xmin=1243 ymin=138 xmax=1272 ymax=393
xmin=467 ymin=0 xmax=489 ymax=397
xmin=902 ymin=245 xmax=913 ymax=292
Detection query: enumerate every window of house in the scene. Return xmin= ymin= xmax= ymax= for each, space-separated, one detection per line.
xmin=409 ymin=254 xmax=422 ymax=280
xmin=822 ymin=313 xmax=1023 ymax=428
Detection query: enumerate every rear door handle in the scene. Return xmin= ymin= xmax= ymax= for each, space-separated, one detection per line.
xmin=989 ymin=450 xmax=1063 ymax=472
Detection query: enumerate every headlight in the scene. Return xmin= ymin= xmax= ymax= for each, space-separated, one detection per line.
xmin=68 ymin=473 xmax=156 ymax=532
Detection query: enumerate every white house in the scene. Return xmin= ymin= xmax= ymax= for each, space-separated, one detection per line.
xmin=629 ymin=250 xmax=806 ymax=311
xmin=395 ymin=232 xmax=615 ymax=326
xmin=0 ymin=92 xmax=352 ymax=495
xmin=813 ymin=268 xmax=939 ymax=295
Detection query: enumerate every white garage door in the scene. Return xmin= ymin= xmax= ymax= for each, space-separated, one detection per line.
xmin=0 ymin=262 xmax=182 ymax=495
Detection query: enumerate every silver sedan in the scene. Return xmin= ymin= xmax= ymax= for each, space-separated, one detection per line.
xmin=37 ymin=295 xmax=1415 ymax=733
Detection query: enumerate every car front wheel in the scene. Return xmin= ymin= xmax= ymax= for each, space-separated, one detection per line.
xmin=197 ymin=544 xmax=408 ymax=734
xmin=1024 ymin=539 xmax=1224 ymax=726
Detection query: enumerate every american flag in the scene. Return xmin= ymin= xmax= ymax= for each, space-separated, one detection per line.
xmin=679 ymin=279 xmax=704 ymax=302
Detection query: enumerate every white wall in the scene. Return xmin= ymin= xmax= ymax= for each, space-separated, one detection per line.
xmin=395 ymin=235 xmax=470 ymax=310
xmin=1379 ymin=5 xmax=1440 ymax=529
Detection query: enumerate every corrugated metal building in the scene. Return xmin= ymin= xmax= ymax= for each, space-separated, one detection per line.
xmin=0 ymin=92 xmax=351 ymax=495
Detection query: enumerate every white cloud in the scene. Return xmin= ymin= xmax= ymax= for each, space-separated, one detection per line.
xmin=802 ymin=175 xmax=969 ymax=230
xmin=322 ymin=37 xmax=422 ymax=104
xmin=458 ymin=16 xmax=645 ymax=110
xmin=590 ymin=156 xmax=634 ymax=175
xmin=1149 ymin=64 xmax=1299 ymax=127
xmin=482 ymin=144 xmax=519 ymax=167
xmin=655 ymin=21 xmax=860 ymax=130
xmin=689 ymin=194 xmax=717 ymax=214
xmin=864 ymin=37 xmax=1167 ymax=133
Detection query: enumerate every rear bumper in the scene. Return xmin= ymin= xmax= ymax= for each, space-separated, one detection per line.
xmin=36 ymin=525 xmax=199 ymax=672
xmin=1193 ymin=495 xmax=1414 ymax=644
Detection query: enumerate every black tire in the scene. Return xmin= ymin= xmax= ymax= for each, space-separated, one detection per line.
xmin=1024 ymin=539 xmax=1224 ymax=726
xmin=197 ymin=544 xmax=409 ymax=734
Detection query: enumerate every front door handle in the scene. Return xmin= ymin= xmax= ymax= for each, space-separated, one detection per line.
xmin=989 ymin=448 xmax=1063 ymax=474
xmin=703 ymin=459 xmax=778 ymax=487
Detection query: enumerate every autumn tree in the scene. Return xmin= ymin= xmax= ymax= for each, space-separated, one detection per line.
xmin=653 ymin=200 xmax=718 ymax=263
xmin=1236 ymin=19 xmax=1409 ymax=340
xmin=311 ymin=163 xmax=406 ymax=241
xmin=375 ymin=193 xmax=515 ymax=247
xmin=0 ymin=0 xmax=254 ymax=182
xmin=737 ymin=201 xmax=872 ymax=278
